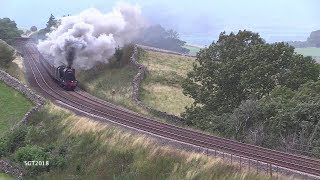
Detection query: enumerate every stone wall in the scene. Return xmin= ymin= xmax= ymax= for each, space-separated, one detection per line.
xmin=0 ymin=160 xmax=23 ymax=180
xmin=137 ymin=44 xmax=196 ymax=58
xmin=130 ymin=45 xmax=187 ymax=123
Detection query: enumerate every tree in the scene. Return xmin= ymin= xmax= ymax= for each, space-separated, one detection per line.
xmin=46 ymin=14 xmax=58 ymax=30
xmin=182 ymin=30 xmax=319 ymax=118
xmin=0 ymin=18 xmax=22 ymax=43
xmin=260 ymin=82 xmax=320 ymax=155
xmin=136 ymin=25 xmax=190 ymax=54
xmin=30 ymin=26 xmax=38 ymax=32
xmin=31 ymin=14 xmax=58 ymax=40
xmin=0 ymin=40 xmax=15 ymax=68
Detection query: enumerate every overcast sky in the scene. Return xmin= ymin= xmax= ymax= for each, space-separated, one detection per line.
xmin=0 ymin=0 xmax=319 ymax=44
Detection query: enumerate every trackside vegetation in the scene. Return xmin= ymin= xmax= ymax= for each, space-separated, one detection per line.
xmin=0 ymin=104 xmax=272 ymax=179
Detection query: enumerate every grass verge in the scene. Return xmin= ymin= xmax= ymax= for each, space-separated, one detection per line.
xmin=0 ymin=81 xmax=32 ymax=136
xmin=0 ymin=103 xmax=272 ymax=179
xmin=138 ymin=49 xmax=195 ymax=116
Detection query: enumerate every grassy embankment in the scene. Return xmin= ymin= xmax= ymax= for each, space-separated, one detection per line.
xmin=138 ymin=49 xmax=195 ymax=116
xmin=0 ymin=103 xmax=273 ymax=179
xmin=76 ymin=46 xmax=149 ymax=115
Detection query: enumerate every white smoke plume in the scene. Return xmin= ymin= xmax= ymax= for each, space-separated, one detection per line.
xmin=37 ymin=3 xmax=144 ymax=69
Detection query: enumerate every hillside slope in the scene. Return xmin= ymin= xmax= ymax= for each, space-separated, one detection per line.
xmin=1 ymin=103 xmax=270 ymax=179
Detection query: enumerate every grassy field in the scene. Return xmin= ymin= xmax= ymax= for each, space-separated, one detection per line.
xmin=0 ymin=103 xmax=272 ymax=179
xmin=295 ymin=47 xmax=320 ymax=57
xmin=0 ymin=172 xmax=14 ymax=180
xmin=138 ymin=49 xmax=195 ymax=116
xmin=183 ymin=44 xmax=202 ymax=55
xmin=295 ymin=47 xmax=320 ymax=62
xmin=0 ymin=81 xmax=32 ymax=136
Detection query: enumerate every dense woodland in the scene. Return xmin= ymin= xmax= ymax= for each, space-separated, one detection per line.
xmin=182 ymin=30 xmax=320 ymax=157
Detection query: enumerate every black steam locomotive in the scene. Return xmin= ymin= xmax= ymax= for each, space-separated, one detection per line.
xmin=55 ymin=65 xmax=78 ymax=91
xmin=41 ymin=60 xmax=78 ymax=91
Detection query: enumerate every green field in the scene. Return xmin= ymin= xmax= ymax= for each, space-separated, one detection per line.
xmin=295 ymin=47 xmax=320 ymax=57
xmin=0 ymin=81 xmax=32 ymax=136
xmin=139 ymin=49 xmax=195 ymax=116
xmin=183 ymin=44 xmax=202 ymax=55
xmin=0 ymin=172 xmax=14 ymax=180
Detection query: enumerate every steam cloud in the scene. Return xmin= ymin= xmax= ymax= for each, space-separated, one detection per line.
xmin=37 ymin=3 xmax=144 ymax=69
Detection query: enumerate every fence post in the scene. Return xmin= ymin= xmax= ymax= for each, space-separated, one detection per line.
xmin=256 ymin=160 xmax=259 ymax=174
xmin=269 ymin=164 xmax=272 ymax=177
xmin=248 ymin=159 xmax=250 ymax=171
xmin=231 ymin=154 xmax=233 ymax=165
xmin=214 ymin=149 xmax=217 ymax=157
xmin=223 ymin=152 xmax=225 ymax=160
xmin=239 ymin=156 xmax=242 ymax=170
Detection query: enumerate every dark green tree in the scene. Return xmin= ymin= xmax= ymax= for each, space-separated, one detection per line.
xmin=261 ymin=82 xmax=320 ymax=155
xmin=30 ymin=26 xmax=38 ymax=32
xmin=31 ymin=14 xmax=58 ymax=40
xmin=136 ymin=25 xmax=190 ymax=54
xmin=182 ymin=30 xmax=319 ymax=119
xmin=0 ymin=40 xmax=15 ymax=68
xmin=46 ymin=14 xmax=58 ymax=30
xmin=0 ymin=18 xmax=22 ymax=43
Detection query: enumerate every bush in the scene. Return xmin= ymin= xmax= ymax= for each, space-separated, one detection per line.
xmin=14 ymin=145 xmax=48 ymax=175
xmin=0 ymin=40 xmax=15 ymax=68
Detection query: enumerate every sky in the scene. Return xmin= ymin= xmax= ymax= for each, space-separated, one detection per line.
xmin=0 ymin=0 xmax=319 ymax=45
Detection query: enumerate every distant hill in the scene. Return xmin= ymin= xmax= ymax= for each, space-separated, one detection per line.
xmin=288 ymin=30 xmax=320 ymax=48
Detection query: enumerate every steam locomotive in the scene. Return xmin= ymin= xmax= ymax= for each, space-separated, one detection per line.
xmin=41 ymin=60 xmax=78 ymax=91
xmin=55 ymin=65 xmax=78 ymax=91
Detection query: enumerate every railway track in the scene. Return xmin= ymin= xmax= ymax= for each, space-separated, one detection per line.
xmin=15 ymin=39 xmax=320 ymax=178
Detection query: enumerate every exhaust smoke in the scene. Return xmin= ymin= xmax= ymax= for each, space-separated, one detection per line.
xmin=37 ymin=3 xmax=144 ymax=69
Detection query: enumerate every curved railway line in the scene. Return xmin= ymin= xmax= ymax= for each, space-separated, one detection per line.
xmin=14 ymin=39 xmax=320 ymax=178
